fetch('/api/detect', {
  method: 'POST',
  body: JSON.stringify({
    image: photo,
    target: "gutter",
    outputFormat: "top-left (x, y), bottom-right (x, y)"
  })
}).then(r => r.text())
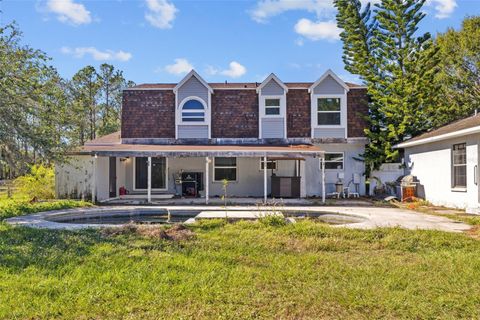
top-left (395, 125), bottom-right (480, 149)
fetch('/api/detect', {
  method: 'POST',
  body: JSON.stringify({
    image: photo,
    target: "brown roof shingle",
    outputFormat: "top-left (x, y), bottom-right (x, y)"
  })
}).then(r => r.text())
top-left (128, 81), bottom-right (365, 90)
top-left (398, 114), bottom-right (480, 146)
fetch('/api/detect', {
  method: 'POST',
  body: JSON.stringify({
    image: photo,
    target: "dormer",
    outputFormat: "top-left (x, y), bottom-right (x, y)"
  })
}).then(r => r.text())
top-left (174, 70), bottom-right (213, 139)
top-left (257, 73), bottom-right (288, 139)
top-left (309, 70), bottom-right (350, 139)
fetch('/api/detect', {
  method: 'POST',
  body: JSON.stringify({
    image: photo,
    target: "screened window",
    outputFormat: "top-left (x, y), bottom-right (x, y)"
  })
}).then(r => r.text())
top-left (325, 152), bottom-right (344, 170)
top-left (317, 98), bottom-right (341, 125)
top-left (260, 159), bottom-right (277, 170)
top-left (214, 157), bottom-right (237, 181)
top-left (452, 143), bottom-right (466, 188)
top-left (265, 98), bottom-right (281, 115)
top-left (134, 157), bottom-right (167, 189)
top-left (182, 99), bottom-right (205, 122)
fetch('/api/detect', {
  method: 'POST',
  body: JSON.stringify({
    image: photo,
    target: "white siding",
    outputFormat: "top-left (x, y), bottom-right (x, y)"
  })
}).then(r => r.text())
top-left (177, 125), bottom-right (209, 139)
top-left (313, 128), bottom-right (345, 139)
top-left (177, 76), bottom-right (209, 106)
top-left (313, 75), bottom-right (345, 94)
top-left (261, 118), bottom-right (285, 138)
top-left (261, 79), bottom-right (285, 95)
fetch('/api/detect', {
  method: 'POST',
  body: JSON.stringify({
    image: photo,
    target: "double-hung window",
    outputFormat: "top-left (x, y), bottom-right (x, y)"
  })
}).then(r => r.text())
top-left (317, 98), bottom-right (341, 125)
top-left (324, 152), bottom-right (344, 170)
top-left (214, 157), bottom-right (237, 181)
top-left (260, 159), bottom-right (277, 170)
top-left (265, 98), bottom-right (281, 115)
top-left (452, 143), bottom-right (467, 189)
top-left (182, 99), bottom-right (205, 122)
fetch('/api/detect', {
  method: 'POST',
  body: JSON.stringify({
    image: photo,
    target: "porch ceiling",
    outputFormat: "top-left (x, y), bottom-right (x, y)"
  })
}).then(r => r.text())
top-left (73, 143), bottom-right (324, 158)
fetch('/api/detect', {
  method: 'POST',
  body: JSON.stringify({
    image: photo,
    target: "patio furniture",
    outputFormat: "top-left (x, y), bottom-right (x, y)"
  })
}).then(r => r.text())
top-left (344, 181), bottom-right (360, 198)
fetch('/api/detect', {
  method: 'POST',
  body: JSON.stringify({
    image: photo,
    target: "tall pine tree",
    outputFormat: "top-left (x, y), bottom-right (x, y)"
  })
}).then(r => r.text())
top-left (334, 0), bottom-right (440, 171)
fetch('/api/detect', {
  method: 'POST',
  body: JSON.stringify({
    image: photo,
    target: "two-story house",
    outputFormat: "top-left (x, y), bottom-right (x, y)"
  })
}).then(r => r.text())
top-left (56, 69), bottom-right (368, 203)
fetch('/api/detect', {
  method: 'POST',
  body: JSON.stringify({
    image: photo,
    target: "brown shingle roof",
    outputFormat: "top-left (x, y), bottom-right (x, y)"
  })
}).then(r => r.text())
top-left (398, 114), bottom-right (480, 147)
top-left (128, 81), bottom-right (365, 90)
top-left (85, 131), bottom-right (121, 145)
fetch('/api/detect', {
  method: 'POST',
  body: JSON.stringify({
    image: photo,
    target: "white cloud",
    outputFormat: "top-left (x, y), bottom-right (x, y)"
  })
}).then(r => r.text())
top-left (46, 0), bottom-right (91, 25)
top-left (205, 61), bottom-right (247, 78)
top-left (164, 58), bottom-right (193, 75)
top-left (427, 0), bottom-right (457, 19)
top-left (220, 61), bottom-right (247, 78)
top-left (250, 0), bottom-right (333, 23)
top-left (294, 18), bottom-right (340, 41)
top-left (145, 0), bottom-right (178, 29)
top-left (61, 47), bottom-right (132, 61)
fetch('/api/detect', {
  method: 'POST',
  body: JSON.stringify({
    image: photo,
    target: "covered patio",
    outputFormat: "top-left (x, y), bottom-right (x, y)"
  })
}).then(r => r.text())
top-left (74, 143), bottom-right (326, 204)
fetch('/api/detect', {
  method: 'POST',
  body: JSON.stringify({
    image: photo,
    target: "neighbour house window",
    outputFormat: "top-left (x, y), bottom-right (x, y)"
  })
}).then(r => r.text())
top-left (182, 99), bottom-right (205, 122)
top-left (317, 98), bottom-right (341, 125)
top-left (325, 152), bottom-right (344, 170)
top-left (265, 98), bottom-right (281, 115)
top-left (452, 143), bottom-right (467, 188)
top-left (214, 157), bottom-right (237, 181)
top-left (260, 159), bottom-right (277, 170)
top-left (134, 157), bottom-right (167, 190)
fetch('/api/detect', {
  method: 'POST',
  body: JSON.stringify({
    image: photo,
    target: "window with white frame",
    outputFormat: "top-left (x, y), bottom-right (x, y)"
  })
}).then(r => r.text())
top-left (324, 152), bottom-right (344, 170)
top-left (182, 99), bottom-right (205, 122)
top-left (134, 157), bottom-right (167, 190)
top-left (260, 158), bottom-right (277, 170)
top-left (452, 143), bottom-right (466, 188)
top-left (265, 98), bottom-right (281, 115)
top-left (317, 98), bottom-right (341, 125)
top-left (214, 157), bottom-right (237, 181)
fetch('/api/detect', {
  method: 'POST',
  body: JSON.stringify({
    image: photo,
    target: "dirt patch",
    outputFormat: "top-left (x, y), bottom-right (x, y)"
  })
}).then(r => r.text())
top-left (102, 223), bottom-right (195, 241)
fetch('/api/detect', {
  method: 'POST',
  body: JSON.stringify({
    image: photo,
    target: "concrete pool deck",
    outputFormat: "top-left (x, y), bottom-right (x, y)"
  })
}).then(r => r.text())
top-left (5, 205), bottom-right (471, 233)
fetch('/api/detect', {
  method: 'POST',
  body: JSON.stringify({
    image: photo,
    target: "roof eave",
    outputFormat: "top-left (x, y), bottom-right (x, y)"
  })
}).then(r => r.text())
top-left (395, 125), bottom-right (480, 149)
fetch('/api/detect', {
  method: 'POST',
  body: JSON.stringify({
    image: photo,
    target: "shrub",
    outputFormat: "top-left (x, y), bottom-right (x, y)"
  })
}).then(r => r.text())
top-left (259, 214), bottom-right (286, 227)
top-left (13, 164), bottom-right (55, 200)
top-left (0, 199), bottom-right (91, 220)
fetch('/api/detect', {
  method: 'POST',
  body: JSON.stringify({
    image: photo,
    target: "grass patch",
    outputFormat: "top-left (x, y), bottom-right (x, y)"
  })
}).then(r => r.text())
top-left (1, 220), bottom-right (480, 319)
top-left (0, 199), bottom-right (92, 220)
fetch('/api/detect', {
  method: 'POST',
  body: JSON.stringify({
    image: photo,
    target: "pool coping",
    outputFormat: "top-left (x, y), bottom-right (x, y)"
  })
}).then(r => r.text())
top-left (4, 205), bottom-right (472, 233)
top-left (5, 205), bottom-right (367, 230)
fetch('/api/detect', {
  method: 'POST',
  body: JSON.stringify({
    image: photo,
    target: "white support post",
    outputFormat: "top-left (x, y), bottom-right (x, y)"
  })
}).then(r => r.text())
top-left (91, 154), bottom-right (97, 203)
top-left (147, 156), bottom-right (152, 204)
top-left (263, 156), bottom-right (268, 204)
top-left (205, 157), bottom-right (210, 204)
top-left (321, 157), bottom-right (326, 203)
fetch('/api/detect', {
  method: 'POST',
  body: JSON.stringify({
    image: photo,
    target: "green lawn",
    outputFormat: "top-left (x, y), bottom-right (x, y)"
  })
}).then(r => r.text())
top-left (0, 199), bottom-right (91, 220)
top-left (1, 218), bottom-right (480, 319)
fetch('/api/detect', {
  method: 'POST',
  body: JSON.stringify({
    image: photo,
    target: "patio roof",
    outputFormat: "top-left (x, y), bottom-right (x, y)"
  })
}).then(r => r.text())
top-left (75, 134), bottom-right (323, 158)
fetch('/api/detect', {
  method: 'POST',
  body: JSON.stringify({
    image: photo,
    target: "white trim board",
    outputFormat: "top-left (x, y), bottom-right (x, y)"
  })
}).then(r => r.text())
top-left (395, 126), bottom-right (480, 148)
top-left (132, 156), bottom-right (169, 191)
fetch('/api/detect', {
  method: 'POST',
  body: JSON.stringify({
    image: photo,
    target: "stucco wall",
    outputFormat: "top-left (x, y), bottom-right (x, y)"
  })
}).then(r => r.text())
top-left (121, 156), bottom-right (304, 197)
top-left (404, 133), bottom-right (479, 209)
top-left (305, 142), bottom-right (366, 196)
top-left (58, 142), bottom-right (367, 201)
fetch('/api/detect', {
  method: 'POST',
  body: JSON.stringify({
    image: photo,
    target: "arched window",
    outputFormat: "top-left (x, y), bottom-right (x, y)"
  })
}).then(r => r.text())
top-left (182, 99), bottom-right (205, 122)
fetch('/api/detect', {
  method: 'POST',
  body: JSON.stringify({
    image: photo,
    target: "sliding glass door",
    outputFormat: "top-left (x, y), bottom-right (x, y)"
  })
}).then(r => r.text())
top-left (134, 157), bottom-right (167, 190)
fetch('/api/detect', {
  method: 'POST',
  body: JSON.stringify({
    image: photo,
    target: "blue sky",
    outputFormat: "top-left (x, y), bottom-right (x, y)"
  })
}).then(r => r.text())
top-left (1, 0), bottom-right (478, 84)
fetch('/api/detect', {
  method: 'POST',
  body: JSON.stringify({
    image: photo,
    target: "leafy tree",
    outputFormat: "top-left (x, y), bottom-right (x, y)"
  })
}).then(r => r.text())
top-left (13, 164), bottom-right (55, 200)
top-left (334, 0), bottom-right (440, 171)
top-left (432, 16), bottom-right (480, 126)
top-left (0, 22), bottom-right (69, 174)
top-left (67, 64), bottom-right (134, 145)
top-left (97, 63), bottom-right (134, 136)
top-left (68, 66), bottom-right (100, 144)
